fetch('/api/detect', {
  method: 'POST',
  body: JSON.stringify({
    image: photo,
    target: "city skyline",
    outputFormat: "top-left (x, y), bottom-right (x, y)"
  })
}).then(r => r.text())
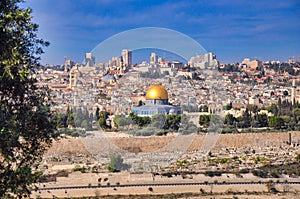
top-left (24, 0), bottom-right (300, 64)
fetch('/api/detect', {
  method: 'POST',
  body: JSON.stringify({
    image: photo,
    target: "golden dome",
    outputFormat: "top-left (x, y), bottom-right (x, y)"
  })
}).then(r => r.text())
top-left (146, 84), bottom-right (168, 100)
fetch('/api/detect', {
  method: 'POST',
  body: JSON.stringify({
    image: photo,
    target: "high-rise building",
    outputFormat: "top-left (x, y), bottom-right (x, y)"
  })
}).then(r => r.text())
top-left (85, 53), bottom-right (95, 67)
top-left (158, 57), bottom-right (163, 64)
top-left (150, 52), bottom-right (157, 65)
top-left (109, 57), bottom-right (121, 67)
top-left (250, 60), bottom-right (262, 69)
top-left (122, 49), bottom-right (132, 67)
top-left (188, 52), bottom-right (218, 69)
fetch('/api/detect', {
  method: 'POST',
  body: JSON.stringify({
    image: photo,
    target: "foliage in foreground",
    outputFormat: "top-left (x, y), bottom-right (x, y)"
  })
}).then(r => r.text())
top-left (0, 0), bottom-right (56, 197)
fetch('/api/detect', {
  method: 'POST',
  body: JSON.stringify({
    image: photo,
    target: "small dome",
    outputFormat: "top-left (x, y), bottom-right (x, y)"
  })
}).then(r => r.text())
top-left (146, 84), bottom-right (168, 100)
top-left (102, 74), bottom-right (115, 82)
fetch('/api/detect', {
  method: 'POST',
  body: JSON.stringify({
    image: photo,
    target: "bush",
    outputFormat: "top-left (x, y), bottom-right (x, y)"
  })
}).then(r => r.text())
top-left (73, 165), bottom-right (87, 173)
top-left (200, 188), bottom-right (205, 193)
top-left (221, 126), bottom-right (238, 134)
top-left (162, 172), bottom-right (173, 178)
top-left (108, 154), bottom-right (130, 172)
top-left (270, 187), bottom-right (279, 193)
top-left (205, 170), bottom-right (222, 177)
top-left (252, 169), bottom-right (268, 178)
top-left (239, 168), bottom-right (250, 174)
top-left (271, 171), bottom-right (279, 178)
top-left (56, 128), bottom-right (87, 137)
top-left (51, 157), bottom-right (60, 162)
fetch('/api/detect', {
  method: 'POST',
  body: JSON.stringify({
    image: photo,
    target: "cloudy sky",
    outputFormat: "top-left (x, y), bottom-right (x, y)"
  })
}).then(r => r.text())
top-left (23, 0), bottom-right (300, 64)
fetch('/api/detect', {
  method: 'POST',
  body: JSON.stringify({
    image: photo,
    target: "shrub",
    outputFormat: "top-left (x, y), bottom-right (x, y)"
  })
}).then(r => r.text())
top-left (73, 165), bottom-right (87, 173)
top-left (252, 169), bottom-right (268, 178)
top-left (239, 168), bottom-right (249, 174)
top-left (205, 170), bottom-right (222, 177)
top-left (200, 188), bottom-right (205, 193)
top-left (271, 171), bottom-right (279, 178)
top-left (108, 154), bottom-right (130, 172)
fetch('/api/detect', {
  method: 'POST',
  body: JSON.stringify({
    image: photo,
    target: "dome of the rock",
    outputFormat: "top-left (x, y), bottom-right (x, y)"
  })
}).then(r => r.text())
top-left (146, 84), bottom-right (168, 100)
top-left (131, 84), bottom-right (182, 117)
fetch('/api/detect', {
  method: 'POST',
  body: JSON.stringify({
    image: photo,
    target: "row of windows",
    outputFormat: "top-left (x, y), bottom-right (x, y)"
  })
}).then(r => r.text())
top-left (140, 110), bottom-right (166, 115)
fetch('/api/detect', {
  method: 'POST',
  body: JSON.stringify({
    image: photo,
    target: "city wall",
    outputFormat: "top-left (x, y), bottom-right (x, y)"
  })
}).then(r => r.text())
top-left (46, 131), bottom-right (300, 157)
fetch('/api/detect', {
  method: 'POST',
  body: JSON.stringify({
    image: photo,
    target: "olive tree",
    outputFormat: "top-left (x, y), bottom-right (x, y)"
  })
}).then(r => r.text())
top-left (0, 0), bottom-right (55, 197)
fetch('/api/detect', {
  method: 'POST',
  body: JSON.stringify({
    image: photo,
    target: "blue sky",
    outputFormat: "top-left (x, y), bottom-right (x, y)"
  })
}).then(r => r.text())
top-left (23, 0), bottom-right (300, 64)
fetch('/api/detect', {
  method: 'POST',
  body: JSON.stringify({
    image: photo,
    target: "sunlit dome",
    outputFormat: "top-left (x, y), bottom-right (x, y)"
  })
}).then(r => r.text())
top-left (146, 84), bottom-right (168, 100)
top-left (132, 84), bottom-right (181, 116)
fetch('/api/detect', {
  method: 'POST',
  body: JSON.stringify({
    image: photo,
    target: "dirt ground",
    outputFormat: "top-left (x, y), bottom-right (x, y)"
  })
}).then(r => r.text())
top-left (35, 131), bottom-right (300, 198)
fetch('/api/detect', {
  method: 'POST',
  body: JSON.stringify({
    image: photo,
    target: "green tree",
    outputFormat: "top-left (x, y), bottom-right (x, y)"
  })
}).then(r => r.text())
top-left (81, 120), bottom-right (89, 130)
top-left (98, 111), bottom-right (110, 129)
top-left (243, 108), bottom-right (251, 126)
top-left (238, 108), bottom-right (251, 128)
top-left (268, 104), bottom-right (279, 116)
top-left (0, 0), bottom-right (55, 197)
top-left (255, 114), bottom-right (269, 127)
top-left (114, 115), bottom-right (134, 130)
top-left (66, 112), bottom-right (75, 127)
top-left (108, 154), bottom-right (129, 172)
top-left (269, 116), bottom-right (284, 129)
top-left (129, 112), bottom-right (151, 127)
top-left (165, 114), bottom-right (181, 131)
top-left (74, 108), bottom-right (83, 127)
top-left (199, 114), bottom-right (211, 127)
top-left (95, 107), bottom-right (100, 120)
top-left (224, 114), bottom-right (236, 125)
top-left (52, 112), bottom-right (67, 128)
top-left (150, 114), bottom-right (166, 129)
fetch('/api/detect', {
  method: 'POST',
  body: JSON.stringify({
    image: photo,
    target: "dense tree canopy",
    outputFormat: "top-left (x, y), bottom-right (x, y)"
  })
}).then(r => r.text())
top-left (0, 0), bottom-right (55, 197)
top-left (199, 114), bottom-right (211, 127)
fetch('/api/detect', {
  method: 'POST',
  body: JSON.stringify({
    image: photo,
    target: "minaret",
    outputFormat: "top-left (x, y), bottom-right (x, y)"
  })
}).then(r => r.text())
top-left (291, 79), bottom-right (296, 105)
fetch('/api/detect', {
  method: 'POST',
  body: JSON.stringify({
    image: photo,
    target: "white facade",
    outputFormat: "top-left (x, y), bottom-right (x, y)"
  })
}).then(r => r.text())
top-left (189, 52), bottom-right (218, 68)
top-left (122, 49), bottom-right (132, 66)
top-left (150, 52), bottom-right (157, 65)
